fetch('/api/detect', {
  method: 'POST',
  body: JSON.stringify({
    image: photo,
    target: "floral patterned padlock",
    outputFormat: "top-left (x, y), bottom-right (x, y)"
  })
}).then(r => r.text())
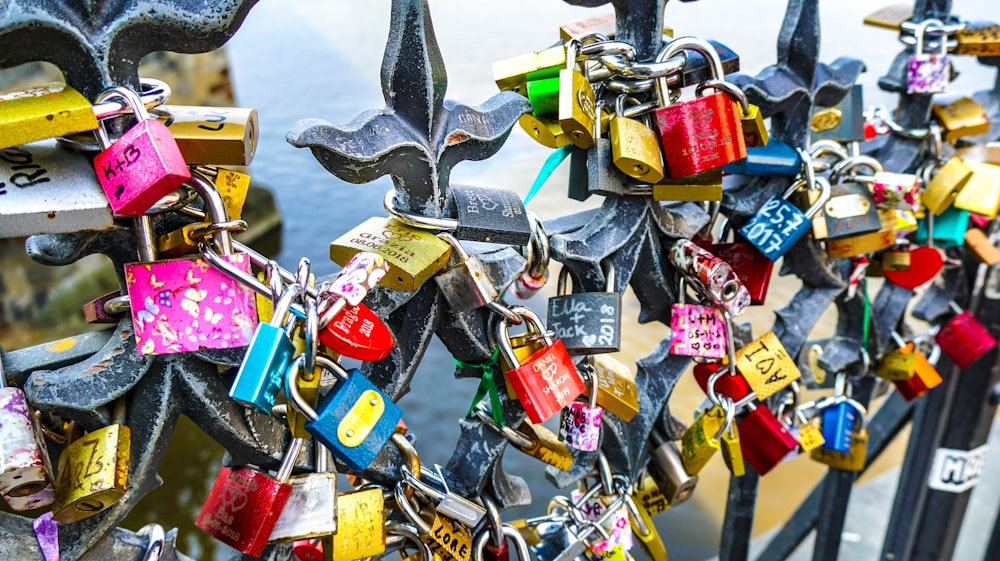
top-left (559, 370), bottom-right (603, 451)
top-left (871, 171), bottom-right (921, 211)
top-left (125, 172), bottom-right (257, 355)
top-left (669, 279), bottom-right (727, 359)
top-left (92, 86), bottom-right (191, 216)
top-left (907, 19), bottom-right (950, 94)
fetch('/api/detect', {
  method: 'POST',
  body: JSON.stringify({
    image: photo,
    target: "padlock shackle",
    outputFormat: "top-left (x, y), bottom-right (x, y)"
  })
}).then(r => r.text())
top-left (270, 282), bottom-right (304, 329)
top-left (473, 524), bottom-right (532, 561)
top-left (284, 354), bottom-right (350, 421)
top-left (187, 170), bottom-right (234, 256)
top-left (808, 139), bottom-right (850, 172)
top-left (829, 155), bottom-right (885, 185)
top-left (393, 480), bottom-right (433, 535)
top-left (472, 403), bottom-right (536, 450)
top-left (92, 86), bottom-right (151, 151)
top-left (135, 523), bottom-right (166, 561)
top-left (494, 305), bottom-right (551, 370)
top-left (384, 190), bottom-right (458, 232)
top-left (654, 36), bottom-right (726, 107)
top-left (695, 79), bottom-right (749, 113)
top-left (913, 18), bottom-right (948, 56)
top-left (386, 520), bottom-right (434, 561)
top-left (275, 437), bottom-right (306, 484)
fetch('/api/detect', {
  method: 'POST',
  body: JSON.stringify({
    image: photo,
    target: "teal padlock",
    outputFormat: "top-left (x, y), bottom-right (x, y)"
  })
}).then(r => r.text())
top-left (915, 206), bottom-right (970, 248)
top-left (229, 282), bottom-right (302, 413)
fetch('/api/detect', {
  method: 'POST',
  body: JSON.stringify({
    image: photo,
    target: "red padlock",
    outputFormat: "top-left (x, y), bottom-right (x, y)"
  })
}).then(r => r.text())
top-left (705, 240), bottom-right (773, 306)
top-left (693, 362), bottom-right (753, 403)
top-left (737, 403), bottom-right (798, 475)
top-left (293, 539), bottom-right (325, 561)
top-left (892, 343), bottom-right (943, 402)
top-left (495, 306), bottom-right (586, 424)
top-left (652, 37), bottom-right (747, 178)
top-left (935, 307), bottom-right (997, 369)
top-left (318, 301), bottom-right (395, 361)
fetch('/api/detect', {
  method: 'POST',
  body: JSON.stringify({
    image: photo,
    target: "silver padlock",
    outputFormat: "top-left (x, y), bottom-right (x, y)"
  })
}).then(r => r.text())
top-left (646, 430), bottom-right (698, 507)
top-left (434, 232), bottom-right (499, 312)
top-left (268, 443), bottom-right (338, 542)
top-left (402, 464), bottom-right (486, 528)
top-left (0, 351), bottom-right (55, 511)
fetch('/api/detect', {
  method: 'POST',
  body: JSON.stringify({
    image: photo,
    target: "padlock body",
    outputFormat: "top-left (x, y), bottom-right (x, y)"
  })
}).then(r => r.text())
top-left (452, 185), bottom-right (532, 245)
top-left (824, 183), bottom-right (882, 240)
top-left (157, 105), bottom-right (258, 166)
top-left (125, 252), bottom-right (258, 355)
top-left (319, 302), bottom-right (394, 362)
top-left (305, 369), bottom-right (402, 471)
top-left (721, 139), bottom-right (800, 177)
top-left (93, 119), bottom-right (191, 216)
top-left (52, 424), bottom-right (130, 523)
top-left (738, 196), bottom-right (811, 261)
top-left (567, 145), bottom-right (590, 201)
top-left (915, 206), bottom-right (970, 248)
top-left (871, 172), bottom-right (920, 211)
top-left (195, 466), bottom-right (292, 556)
top-left (570, 488), bottom-right (633, 555)
top-left (504, 340), bottom-right (586, 424)
top-left (876, 343), bottom-right (919, 381)
top-left (435, 255), bottom-right (499, 312)
top-left (966, 228), bottom-right (1000, 266)
top-left (737, 406), bottom-right (797, 475)
top-left (706, 242), bottom-right (773, 305)
top-left (428, 511), bottom-right (474, 561)
top-left (518, 113), bottom-right (571, 149)
top-left (680, 409), bottom-right (722, 475)
top-left (527, 76), bottom-right (560, 116)
top-left (648, 440), bottom-right (698, 505)
top-left (932, 97), bottom-right (991, 142)
top-left (953, 161), bottom-right (1000, 218)
top-left (936, 311), bottom-right (997, 369)
top-left (631, 473), bottom-right (669, 517)
top-left (907, 54), bottom-right (950, 94)
top-left (811, 429), bottom-right (868, 471)
top-left (330, 217), bottom-right (452, 292)
top-left (270, 472), bottom-right (338, 542)
top-left (820, 402), bottom-right (857, 454)
top-left (588, 138), bottom-right (626, 197)
top-left (0, 387), bottom-right (55, 511)
top-left (585, 354), bottom-right (639, 421)
top-left (558, 402), bottom-right (602, 451)
top-left (559, 68), bottom-right (597, 149)
top-left (693, 361), bottom-right (753, 403)
top-left (652, 169), bottom-right (724, 201)
top-left (892, 351), bottom-right (943, 402)
top-left (826, 210), bottom-right (896, 258)
top-left (229, 324), bottom-right (294, 414)
top-left (0, 84), bottom-right (98, 149)
top-left (735, 332), bottom-right (800, 400)
top-left (740, 103), bottom-right (769, 148)
top-left (669, 303), bottom-right (726, 358)
top-left (924, 158), bottom-right (973, 215)
top-left (547, 292), bottom-right (621, 355)
top-left (654, 91), bottom-right (746, 178)
top-left (332, 488), bottom-right (387, 561)
top-left (610, 116), bottom-right (665, 183)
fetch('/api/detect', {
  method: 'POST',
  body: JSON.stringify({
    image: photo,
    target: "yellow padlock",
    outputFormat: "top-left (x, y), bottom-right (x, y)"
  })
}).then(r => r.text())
top-left (156, 105), bottom-right (258, 165)
top-left (332, 488), bottom-right (387, 561)
top-left (0, 83), bottom-right (98, 149)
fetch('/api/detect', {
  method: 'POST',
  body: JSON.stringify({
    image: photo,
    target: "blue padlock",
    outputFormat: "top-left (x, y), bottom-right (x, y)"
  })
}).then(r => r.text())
top-left (286, 354), bottom-right (402, 471)
top-left (229, 282), bottom-right (303, 414)
top-left (915, 205), bottom-right (970, 248)
top-left (820, 399), bottom-right (866, 454)
top-left (722, 139), bottom-right (801, 177)
top-left (738, 175), bottom-right (831, 261)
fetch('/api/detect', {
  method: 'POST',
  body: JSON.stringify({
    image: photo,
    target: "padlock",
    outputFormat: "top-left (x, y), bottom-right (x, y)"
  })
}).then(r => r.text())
top-left (809, 84), bottom-right (865, 142)
top-left (680, 404), bottom-right (729, 475)
top-left (495, 306), bottom-right (586, 424)
top-left (0, 354), bottom-right (55, 511)
top-left (581, 355), bottom-right (639, 422)
top-left (628, 491), bottom-right (669, 561)
top-left (955, 23), bottom-right (1000, 56)
top-left (647, 432), bottom-right (698, 506)
top-left (518, 113), bottom-right (572, 149)
top-left (825, 158), bottom-right (884, 240)
top-left (155, 105), bottom-right (258, 165)
top-left (871, 171), bottom-right (921, 211)
top-left (395, 480), bottom-right (474, 561)
top-left (402, 464), bottom-right (486, 528)
top-left (739, 103), bottom-right (768, 148)
top-left (0, 83), bottom-right (98, 149)
top-left (935, 307), bottom-right (997, 369)
top-left (287, 357), bottom-right (322, 440)
top-left (651, 168), bottom-right (723, 202)
top-left (892, 343), bottom-right (943, 402)
top-left (196, 438), bottom-right (304, 557)
top-left (876, 333), bottom-right (921, 381)
top-left (559, 372), bottom-right (602, 452)
top-left (915, 206), bottom-right (969, 248)
top-left (570, 487), bottom-right (632, 557)
top-left (125, 173), bottom-right (258, 355)
top-left (489, 413), bottom-right (574, 471)
top-left (653, 37), bottom-right (747, 177)
top-left (965, 227), bottom-right (1000, 266)
top-left (796, 421), bottom-right (826, 453)
top-left (922, 157), bottom-right (973, 215)
top-left (705, 227), bottom-right (774, 306)
top-left (734, 331), bottom-right (801, 400)
top-left (720, 421), bottom-right (746, 477)
top-left (91, 86), bottom-right (191, 216)
top-left (811, 427), bottom-right (868, 471)
top-left (693, 361), bottom-right (754, 404)
top-left (669, 280), bottom-right (727, 359)
top-left (721, 138), bottom-right (801, 177)
top-left (609, 96), bottom-right (664, 183)
top-left (820, 398), bottom-right (866, 455)
top-left (669, 239), bottom-right (751, 317)
top-left (269, 445), bottom-right (338, 542)
top-left (332, 487), bottom-right (387, 561)
top-left (863, 4), bottom-right (913, 29)
top-left (559, 41), bottom-right (597, 149)
top-left (318, 301), bottom-right (394, 362)
top-left (587, 105), bottom-right (628, 198)
top-left (826, 209), bottom-right (896, 258)
top-left (493, 45), bottom-right (566, 96)
top-left (434, 233), bottom-right (500, 313)
top-left (83, 291), bottom-right (128, 324)
top-left (198, 165), bottom-right (251, 220)
top-left (52, 398), bottom-right (130, 523)
top-left (932, 97), bottom-right (991, 143)
top-left (286, 354), bottom-right (402, 471)
top-left (449, 185), bottom-right (533, 246)
top-left (329, 216), bottom-right (452, 292)
top-left (229, 282), bottom-right (303, 414)
top-left (738, 175), bottom-right (831, 261)
top-left (907, 19), bottom-right (950, 94)
top-left (156, 221), bottom-right (208, 258)
top-left (737, 403), bottom-right (798, 476)
top-left (953, 161), bottom-right (1000, 218)
top-left (881, 247), bottom-right (912, 271)
top-left (546, 265), bottom-right (621, 355)
top-left (631, 472), bottom-right (669, 517)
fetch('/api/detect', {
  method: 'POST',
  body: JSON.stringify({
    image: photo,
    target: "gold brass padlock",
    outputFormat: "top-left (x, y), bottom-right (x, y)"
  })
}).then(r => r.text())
top-left (652, 168), bottom-right (723, 202)
top-left (734, 331), bottom-right (801, 400)
top-left (720, 423), bottom-right (745, 477)
top-left (332, 487), bottom-right (387, 561)
top-left (810, 428), bottom-right (868, 471)
top-left (932, 97), bottom-right (991, 143)
top-left (493, 46), bottom-right (566, 95)
top-left (923, 158), bottom-right (974, 215)
top-left (955, 23), bottom-right (1000, 57)
top-left (631, 472), bottom-right (670, 517)
top-left (198, 166), bottom-right (251, 220)
top-left (609, 96), bottom-right (664, 183)
top-left (966, 228), bottom-right (1000, 266)
top-left (156, 222), bottom-right (205, 258)
top-left (797, 422), bottom-right (826, 452)
top-left (680, 406), bottom-right (725, 476)
top-left (329, 216), bottom-right (452, 292)
top-left (52, 399), bottom-right (130, 523)
top-left (156, 105), bottom-right (259, 165)
top-left (880, 248), bottom-right (911, 271)
top-left (584, 354), bottom-right (640, 422)
top-left (518, 113), bottom-right (572, 149)
top-left (826, 210), bottom-right (896, 258)
top-left (862, 4), bottom-right (912, 30)
top-left (953, 161), bottom-right (1000, 218)
top-left (0, 83), bottom-right (99, 150)
top-left (740, 103), bottom-right (769, 148)
top-left (559, 42), bottom-right (597, 149)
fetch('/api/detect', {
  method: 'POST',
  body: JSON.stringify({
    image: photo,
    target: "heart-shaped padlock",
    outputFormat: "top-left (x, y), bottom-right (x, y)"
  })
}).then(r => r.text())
top-left (884, 246), bottom-right (943, 289)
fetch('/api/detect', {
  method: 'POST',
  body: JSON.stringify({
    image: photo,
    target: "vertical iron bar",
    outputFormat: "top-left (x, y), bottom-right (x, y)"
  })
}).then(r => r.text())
top-left (983, 505), bottom-right (1000, 561)
top-left (720, 465), bottom-right (760, 561)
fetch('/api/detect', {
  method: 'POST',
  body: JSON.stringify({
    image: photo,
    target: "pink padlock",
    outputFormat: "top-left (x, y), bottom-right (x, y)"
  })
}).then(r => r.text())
top-left (92, 86), bottom-right (190, 216)
top-left (907, 19), bottom-right (950, 94)
top-left (669, 280), bottom-right (727, 358)
top-left (125, 172), bottom-right (257, 355)
top-left (559, 374), bottom-right (603, 451)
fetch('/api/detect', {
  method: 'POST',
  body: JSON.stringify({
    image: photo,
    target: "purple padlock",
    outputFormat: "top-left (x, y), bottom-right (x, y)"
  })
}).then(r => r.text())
top-left (92, 86), bottom-right (191, 216)
top-left (0, 359), bottom-right (55, 511)
top-left (907, 19), bottom-right (950, 94)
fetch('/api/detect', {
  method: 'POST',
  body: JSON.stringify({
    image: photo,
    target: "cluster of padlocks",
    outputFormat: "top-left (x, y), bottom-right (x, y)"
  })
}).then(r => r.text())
top-left (1, 2), bottom-right (1000, 561)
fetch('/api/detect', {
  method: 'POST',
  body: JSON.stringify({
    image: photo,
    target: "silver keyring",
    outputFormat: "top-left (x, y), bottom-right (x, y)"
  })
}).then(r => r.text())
top-left (383, 191), bottom-right (458, 231)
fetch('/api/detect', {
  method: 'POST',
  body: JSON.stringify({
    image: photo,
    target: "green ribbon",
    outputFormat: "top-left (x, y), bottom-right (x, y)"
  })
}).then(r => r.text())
top-left (456, 347), bottom-right (504, 427)
top-left (523, 145), bottom-right (573, 206)
top-left (861, 278), bottom-right (871, 350)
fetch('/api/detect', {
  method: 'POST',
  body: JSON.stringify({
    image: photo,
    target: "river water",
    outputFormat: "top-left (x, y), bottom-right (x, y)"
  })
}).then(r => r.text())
top-left (25, 0), bottom-right (1000, 559)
